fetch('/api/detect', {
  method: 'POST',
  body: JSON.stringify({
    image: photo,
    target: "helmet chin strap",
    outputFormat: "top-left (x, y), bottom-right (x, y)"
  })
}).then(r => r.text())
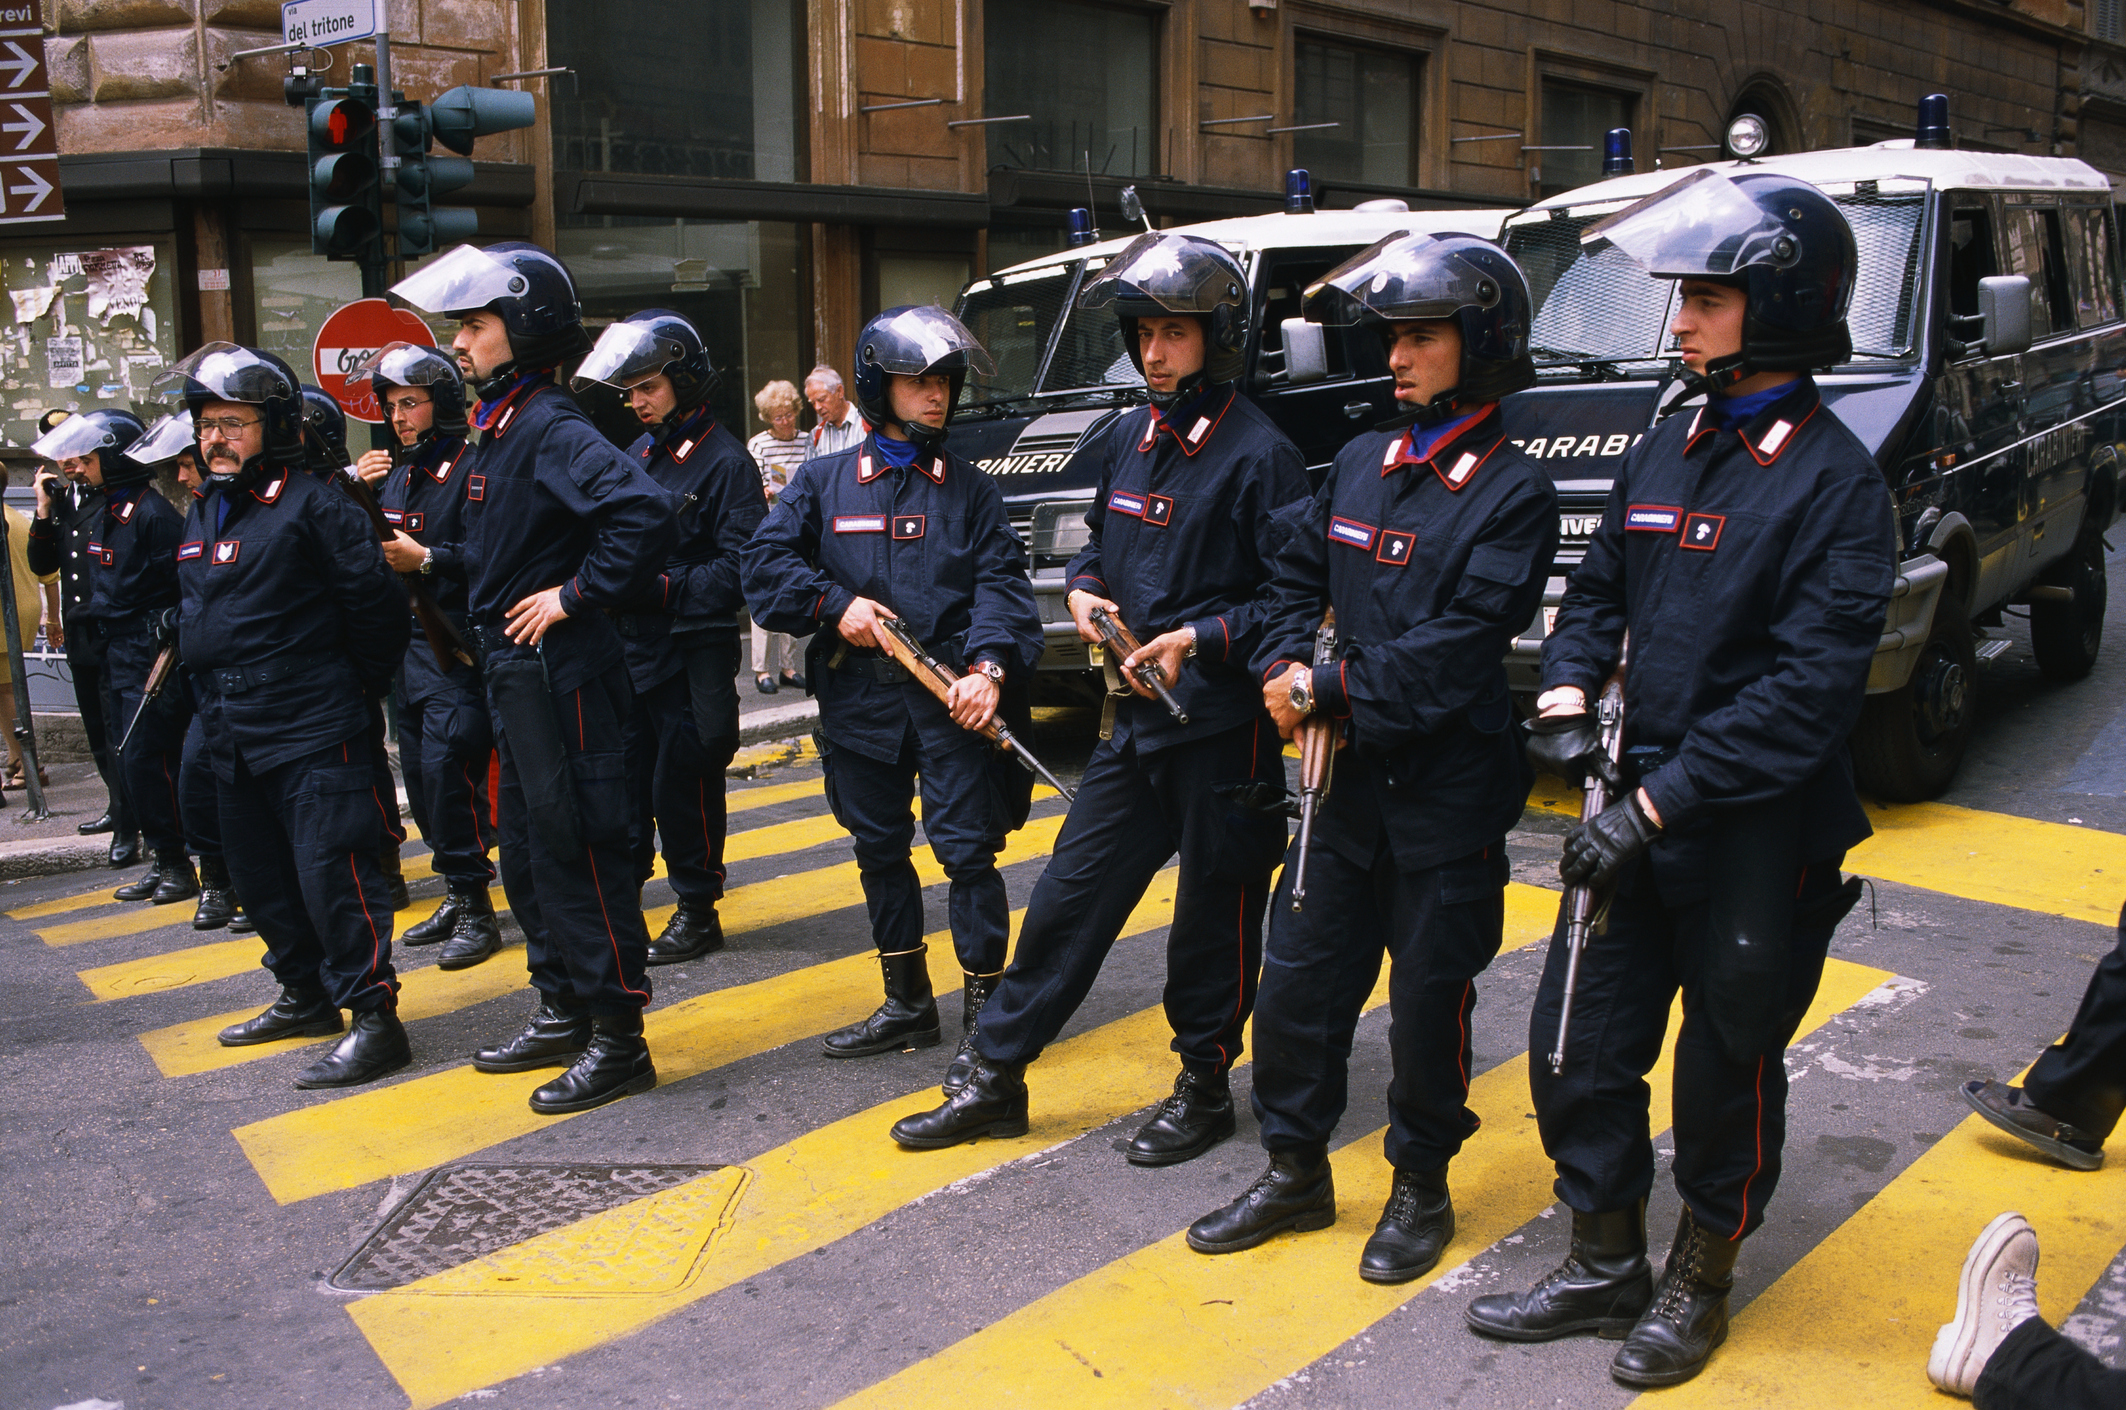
top-left (1148, 368), bottom-right (1207, 411)
top-left (899, 418), bottom-right (948, 451)
top-left (1669, 349), bottom-right (1754, 407)
top-left (1375, 387), bottom-right (1464, 434)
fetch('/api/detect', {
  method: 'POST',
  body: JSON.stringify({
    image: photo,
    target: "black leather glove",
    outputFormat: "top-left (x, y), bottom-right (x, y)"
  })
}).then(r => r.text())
top-left (1212, 780), bottom-right (1301, 819)
top-left (150, 606), bottom-right (179, 647)
top-left (1523, 711), bottom-right (1622, 789)
top-left (1561, 792), bottom-right (1661, 888)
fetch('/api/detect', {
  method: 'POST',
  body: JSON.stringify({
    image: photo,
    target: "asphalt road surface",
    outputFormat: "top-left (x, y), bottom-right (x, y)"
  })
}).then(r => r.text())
top-left (4, 540), bottom-right (2125, 1409)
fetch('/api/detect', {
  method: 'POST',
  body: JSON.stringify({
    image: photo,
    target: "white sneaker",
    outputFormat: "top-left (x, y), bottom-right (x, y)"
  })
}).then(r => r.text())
top-left (1927, 1211), bottom-right (2043, 1396)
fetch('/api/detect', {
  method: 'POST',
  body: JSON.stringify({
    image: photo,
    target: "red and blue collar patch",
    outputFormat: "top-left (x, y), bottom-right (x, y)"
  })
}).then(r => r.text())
top-left (856, 450), bottom-right (947, 485)
top-left (1137, 389), bottom-right (1235, 457)
top-left (251, 474), bottom-right (287, 506)
top-left (1383, 408), bottom-right (1499, 491)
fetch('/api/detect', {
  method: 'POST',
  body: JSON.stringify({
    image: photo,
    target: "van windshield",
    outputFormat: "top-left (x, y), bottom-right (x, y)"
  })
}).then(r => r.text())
top-left (956, 258), bottom-right (1143, 415)
top-left (1504, 179), bottom-right (1928, 375)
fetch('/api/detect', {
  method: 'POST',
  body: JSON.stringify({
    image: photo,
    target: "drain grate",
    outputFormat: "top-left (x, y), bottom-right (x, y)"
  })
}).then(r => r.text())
top-left (331, 1163), bottom-right (727, 1291)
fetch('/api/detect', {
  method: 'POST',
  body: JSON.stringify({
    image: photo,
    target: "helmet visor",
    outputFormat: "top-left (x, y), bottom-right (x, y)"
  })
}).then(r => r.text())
top-left (1581, 168), bottom-right (1802, 277)
top-left (861, 306), bottom-right (996, 377)
top-left (1078, 232), bottom-right (1244, 316)
top-left (1305, 232), bottom-right (1504, 325)
top-left (347, 341), bottom-right (459, 396)
top-left (570, 322), bottom-right (687, 392)
top-left (31, 414), bottom-right (125, 463)
top-left (388, 244), bottom-right (527, 317)
top-left (151, 342), bottom-right (294, 405)
top-left (131, 411), bottom-right (197, 465)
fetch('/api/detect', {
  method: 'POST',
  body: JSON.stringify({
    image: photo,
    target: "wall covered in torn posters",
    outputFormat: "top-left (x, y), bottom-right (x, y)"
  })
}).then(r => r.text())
top-left (0, 238), bottom-right (175, 448)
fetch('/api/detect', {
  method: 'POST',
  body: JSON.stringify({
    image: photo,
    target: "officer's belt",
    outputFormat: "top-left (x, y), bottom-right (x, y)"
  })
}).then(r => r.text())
top-left (832, 651), bottom-right (908, 684)
top-left (610, 611), bottom-right (666, 640)
top-left (202, 650), bottom-right (338, 696)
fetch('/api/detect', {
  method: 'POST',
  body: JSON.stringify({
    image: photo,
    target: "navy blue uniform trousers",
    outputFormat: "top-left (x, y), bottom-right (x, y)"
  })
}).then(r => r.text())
top-left (492, 662), bottom-right (651, 1016)
top-left (1528, 853), bottom-right (1847, 1239)
top-left (397, 649), bottom-right (494, 889)
top-left (2021, 897), bottom-right (2126, 1141)
top-left (221, 729), bottom-right (399, 1012)
top-left (626, 639), bottom-right (741, 907)
top-left (180, 711), bottom-right (218, 860)
top-left (820, 723), bottom-right (1009, 974)
top-left (1976, 1317), bottom-right (2126, 1410)
top-left (105, 623), bottom-right (188, 856)
top-left (69, 627), bottom-right (133, 836)
top-left (977, 718), bottom-right (1285, 1073)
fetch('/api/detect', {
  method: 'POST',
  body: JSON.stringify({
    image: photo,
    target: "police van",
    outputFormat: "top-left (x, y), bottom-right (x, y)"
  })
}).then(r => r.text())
top-left (946, 180), bottom-right (1511, 694)
top-left (1472, 104), bottom-right (2122, 801)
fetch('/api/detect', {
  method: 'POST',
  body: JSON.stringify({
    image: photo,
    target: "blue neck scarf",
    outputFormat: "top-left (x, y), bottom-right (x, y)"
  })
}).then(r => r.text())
top-left (872, 432), bottom-right (922, 468)
top-left (1706, 380), bottom-right (1798, 432)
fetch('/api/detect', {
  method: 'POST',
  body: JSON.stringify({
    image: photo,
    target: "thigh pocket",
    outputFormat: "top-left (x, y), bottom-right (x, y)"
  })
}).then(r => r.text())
top-left (1438, 846), bottom-right (1510, 907)
top-left (436, 694), bottom-right (494, 762)
top-left (569, 748), bottom-right (632, 845)
top-left (300, 761), bottom-right (387, 856)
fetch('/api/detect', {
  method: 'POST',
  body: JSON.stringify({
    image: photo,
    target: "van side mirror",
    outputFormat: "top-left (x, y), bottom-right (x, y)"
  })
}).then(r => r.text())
top-left (1978, 275), bottom-right (2033, 356)
top-left (1281, 318), bottom-right (1329, 385)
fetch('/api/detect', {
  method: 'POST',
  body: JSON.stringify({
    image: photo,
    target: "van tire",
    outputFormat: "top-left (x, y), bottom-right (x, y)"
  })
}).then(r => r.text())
top-left (1852, 598), bottom-right (1977, 802)
top-left (2029, 525), bottom-right (2106, 681)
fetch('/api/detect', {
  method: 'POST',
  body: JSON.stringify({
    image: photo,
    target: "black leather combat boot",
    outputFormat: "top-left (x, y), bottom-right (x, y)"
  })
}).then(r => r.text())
top-left (822, 944), bottom-right (941, 1057)
top-left (78, 809), bottom-right (115, 835)
top-left (645, 901), bottom-right (725, 965)
top-left (113, 850), bottom-right (167, 900)
top-left (228, 900), bottom-right (255, 934)
top-left (436, 885), bottom-right (502, 970)
top-left (1360, 1164), bottom-right (1455, 1283)
top-left (941, 969), bottom-right (1002, 1093)
top-left (1127, 1066), bottom-right (1237, 1167)
top-left (108, 831), bottom-right (141, 868)
top-left (217, 984), bottom-right (343, 1047)
top-left (150, 850), bottom-right (198, 905)
top-left (191, 855), bottom-right (237, 930)
top-left (1609, 1207), bottom-right (1741, 1387)
top-left (528, 1011), bottom-right (656, 1114)
top-left (1466, 1201), bottom-right (1653, 1341)
top-left (473, 1000), bottom-right (593, 1073)
top-left (293, 1005), bottom-right (411, 1088)
top-left (398, 891), bottom-right (463, 947)
top-left (889, 1057), bottom-right (1030, 1148)
top-left (1186, 1145), bottom-right (1336, 1255)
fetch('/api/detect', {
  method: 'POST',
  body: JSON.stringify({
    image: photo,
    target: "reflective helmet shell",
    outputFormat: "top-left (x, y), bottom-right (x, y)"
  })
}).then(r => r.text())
top-left (300, 385), bottom-right (352, 475)
top-left (346, 341), bottom-right (468, 438)
top-left (571, 309), bottom-right (720, 411)
top-left (1306, 231), bottom-right (1537, 410)
top-left (1077, 232), bottom-right (1250, 385)
top-left (153, 343), bottom-right (306, 469)
top-left (850, 305), bottom-right (996, 450)
top-left (30, 408), bottom-right (151, 486)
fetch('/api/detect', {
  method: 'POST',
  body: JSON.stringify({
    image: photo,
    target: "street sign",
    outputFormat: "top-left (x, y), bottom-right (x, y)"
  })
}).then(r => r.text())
top-left (0, 1), bottom-right (62, 227)
top-left (312, 298), bottom-right (436, 423)
top-left (282, 0), bottom-right (380, 48)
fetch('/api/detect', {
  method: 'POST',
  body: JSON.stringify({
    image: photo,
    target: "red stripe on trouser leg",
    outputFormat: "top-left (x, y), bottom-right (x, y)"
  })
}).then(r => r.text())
top-left (1732, 1054), bottom-right (1766, 1240)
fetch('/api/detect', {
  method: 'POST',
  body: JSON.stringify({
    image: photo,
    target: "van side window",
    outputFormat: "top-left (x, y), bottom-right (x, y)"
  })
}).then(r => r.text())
top-left (1947, 207), bottom-right (1996, 319)
top-left (1256, 251), bottom-right (1354, 385)
top-left (2004, 206), bottom-right (2076, 336)
top-left (2062, 205), bottom-right (2121, 327)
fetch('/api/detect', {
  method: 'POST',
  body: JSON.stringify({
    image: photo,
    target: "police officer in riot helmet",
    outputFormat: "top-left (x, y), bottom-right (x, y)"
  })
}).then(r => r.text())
top-left (347, 341), bottom-right (501, 970)
top-left (1467, 171), bottom-right (1895, 1387)
top-left (743, 306), bottom-right (1042, 1066)
top-left (890, 233), bottom-right (1306, 1159)
top-left (392, 242), bottom-right (678, 1115)
top-left (1181, 233), bottom-right (1557, 1280)
top-left (156, 343), bottom-right (415, 1088)
top-left (300, 385), bottom-right (353, 475)
top-left (30, 408), bottom-right (199, 906)
top-left (574, 310), bottom-right (766, 965)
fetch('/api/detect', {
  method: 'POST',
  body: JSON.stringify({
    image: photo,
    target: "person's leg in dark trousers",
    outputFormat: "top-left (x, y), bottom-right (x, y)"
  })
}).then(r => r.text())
top-left (2020, 898), bottom-right (2126, 1142)
top-left (70, 629), bottom-right (135, 852)
top-left (180, 712), bottom-right (237, 930)
top-left (912, 728), bottom-right (1011, 976)
top-left (818, 729), bottom-right (939, 1056)
top-left (368, 699), bottom-right (407, 907)
top-left (401, 679), bottom-right (500, 965)
top-left (397, 672), bottom-right (435, 860)
top-left (640, 645), bottom-right (741, 963)
top-left (625, 681), bottom-right (657, 891)
top-left (1975, 1317), bottom-right (2126, 1410)
top-left (106, 628), bottom-right (194, 901)
top-left (220, 748), bottom-right (329, 994)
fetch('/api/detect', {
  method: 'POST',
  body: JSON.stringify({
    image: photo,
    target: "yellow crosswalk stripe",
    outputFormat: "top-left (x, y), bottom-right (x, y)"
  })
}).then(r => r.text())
top-left (1648, 1060), bottom-right (2126, 1408)
top-left (232, 811), bottom-right (1075, 1204)
top-left (829, 958), bottom-right (1890, 1410)
top-left (9, 878), bottom-right (147, 921)
top-left (727, 775), bottom-right (825, 814)
top-left (341, 883), bottom-right (1564, 1409)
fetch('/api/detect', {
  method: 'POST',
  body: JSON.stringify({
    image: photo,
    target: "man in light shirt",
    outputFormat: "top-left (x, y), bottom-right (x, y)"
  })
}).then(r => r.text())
top-left (801, 365), bottom-right (865, 463)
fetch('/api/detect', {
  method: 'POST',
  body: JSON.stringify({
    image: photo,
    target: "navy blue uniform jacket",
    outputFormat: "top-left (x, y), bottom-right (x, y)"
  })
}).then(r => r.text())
top-left (459, 379), bottom-right (678, 695)
top-left (1064, 387), bottom-right (1309, 752)
top-left (1258, 406), bottom-right (1559, 872)
top-left (380, 434), bottom-right (473, 619)
top-left (85, 482), bottom-right (184, 622)
top-left (1541, 378), bottom-right (1897, 888)
top-left (615, 406), bottom-right (769, 693)
top-left (177, 466), bottom-right (412, 776)
top-left (741, 437), bottom-right (1042, 764)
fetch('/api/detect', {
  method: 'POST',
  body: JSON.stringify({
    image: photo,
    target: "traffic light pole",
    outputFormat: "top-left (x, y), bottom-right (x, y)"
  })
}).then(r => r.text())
top-left (364, 31), bottom-right (393, 452)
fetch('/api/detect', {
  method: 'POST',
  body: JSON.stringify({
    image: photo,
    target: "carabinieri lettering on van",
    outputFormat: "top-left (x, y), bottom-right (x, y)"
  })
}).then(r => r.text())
top-left (1510, 433), bottom-right (1644, 459)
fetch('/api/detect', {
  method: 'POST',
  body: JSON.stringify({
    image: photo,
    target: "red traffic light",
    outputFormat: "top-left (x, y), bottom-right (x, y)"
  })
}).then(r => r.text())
top-left (310, 97), bottom-right (376, 152)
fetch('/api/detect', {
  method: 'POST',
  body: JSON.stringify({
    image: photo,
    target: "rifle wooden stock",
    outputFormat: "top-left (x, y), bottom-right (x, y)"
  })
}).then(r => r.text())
top-left (872, 615), bottom-right (1076, 802)
top-left (336, 469), bottom-right (474, 670)
top-left (1288, 609), bottom-right (1338, 912)
top-left (1087, 605), bottom-right (1188, 724)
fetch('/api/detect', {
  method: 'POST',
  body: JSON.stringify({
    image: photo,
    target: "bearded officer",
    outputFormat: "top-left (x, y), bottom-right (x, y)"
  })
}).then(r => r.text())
top-left (1182, 234), bottom-right (1557, 1281)
top-left (742, 306), bottom-right (1041, 1062)
top-left (392, 243), bottom-right (677, 1115)
top-left (161, 345), bottom-right (414, 1087)
top-left (890, 234), bottom-right (1303, 1160)
top-left (572, 311), bottom-right (766, 963)
top-left (1463, 171), bottom-right (1894, 1387)
top-left (348, 343), bottom-right (501, 970)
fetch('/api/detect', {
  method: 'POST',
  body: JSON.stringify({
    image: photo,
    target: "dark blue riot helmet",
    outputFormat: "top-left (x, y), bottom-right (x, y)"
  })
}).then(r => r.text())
top-left (31, 408), bottom-right (151, 487)
top-left (347, 341), bottom-right (469, 439)
top-left (1583, 167), bottom-right (1856, 392)
top-left (572, 309), bottom-right (721, 415)
top-left (850, 306), bottom-right (996, 451)
top-left (1306, 231), bottom-right (1537, 428)
top-left (1077, 232), bottom-right (1249, 407)
top-left (389, 240), bottom-right (592, 400)
top-left (300, 385), bottom-right (352, 477)
top-left (152, 343), bottom-right (307, 485)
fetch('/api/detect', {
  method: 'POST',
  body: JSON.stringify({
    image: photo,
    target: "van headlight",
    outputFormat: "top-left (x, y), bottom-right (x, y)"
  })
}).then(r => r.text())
top-left (1030, 500), bottom-right (1094, 558)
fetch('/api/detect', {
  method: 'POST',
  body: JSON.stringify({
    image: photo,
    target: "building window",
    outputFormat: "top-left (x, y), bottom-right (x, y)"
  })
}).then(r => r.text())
top-left (1291, 39), bottom-right (1416, 187)
top-left (2096, 0), bottom-right (2122, 41)
top-left (547, 0), bottom-right (800, 181)
top-left (1538, 83), bottom-right (1632, 198)
top-left (984, 0), bottom-right (1158, 177)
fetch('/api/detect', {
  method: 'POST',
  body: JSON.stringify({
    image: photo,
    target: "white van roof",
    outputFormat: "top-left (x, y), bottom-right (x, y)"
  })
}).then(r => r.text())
top-left (981, 206), bottom-right (1514, 281)
top-left (1520, 145), bottom-right (2111, 213)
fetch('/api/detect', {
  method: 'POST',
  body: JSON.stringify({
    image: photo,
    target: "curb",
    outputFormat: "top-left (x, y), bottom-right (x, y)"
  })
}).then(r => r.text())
top-left (736, 697), bottom-right (817, 747)
top-left (0, 832), bottom-right (115, 881)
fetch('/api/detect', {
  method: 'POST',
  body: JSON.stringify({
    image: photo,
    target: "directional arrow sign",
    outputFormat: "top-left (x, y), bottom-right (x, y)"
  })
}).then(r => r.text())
top-left (2, 98), bottom-right (48, 152)
top-left (0, 158), bottom-right (64, 225)
top-left (0, 40), bottom-right (38, 90)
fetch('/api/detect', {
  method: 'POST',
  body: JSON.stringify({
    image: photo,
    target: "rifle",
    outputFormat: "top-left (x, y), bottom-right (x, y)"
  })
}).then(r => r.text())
top-left (872, 615), bottom-right (1076, 802)
top-left (1288, 609), bottom-right (1338, 912)
top-left (1087, 605), bottom-right (1188, 725)
top-left (116, 640), bottom-right (179, 758)
top-left (1547, 634), bottom-right (1629, 1075)
top-left (336, 468), bottom-right (474, 670)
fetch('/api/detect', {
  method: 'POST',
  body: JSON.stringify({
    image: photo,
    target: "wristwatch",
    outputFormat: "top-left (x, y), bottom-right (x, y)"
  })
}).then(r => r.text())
top-left (1288, 668), bottom-right (1313, 715)
top-left (974, 660), bottom-right (1005, 684)
top-left (416, 551), bottom-right (436, 576)
top-left (1183, 625), bottom-right (1199, 659)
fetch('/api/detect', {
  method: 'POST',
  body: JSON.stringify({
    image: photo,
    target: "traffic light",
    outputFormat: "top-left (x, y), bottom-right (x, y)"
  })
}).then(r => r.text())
top-left (389, 100), bottom-right (479, 258)
top-left (428, 85), bottom-right (537, 157)
top-left (307, 95), bottom-right (382, 259)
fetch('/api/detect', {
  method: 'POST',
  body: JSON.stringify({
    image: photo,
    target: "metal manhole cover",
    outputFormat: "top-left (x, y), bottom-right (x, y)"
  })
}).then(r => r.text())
top-left (331, 1163), bottom-right (737, 1292)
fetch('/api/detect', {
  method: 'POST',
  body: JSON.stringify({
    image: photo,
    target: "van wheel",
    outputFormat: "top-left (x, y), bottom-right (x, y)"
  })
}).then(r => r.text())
top-left (2030, 526), bottom-right (2107, 680)
top-left (1852, 599), bottom-right (1977, 802)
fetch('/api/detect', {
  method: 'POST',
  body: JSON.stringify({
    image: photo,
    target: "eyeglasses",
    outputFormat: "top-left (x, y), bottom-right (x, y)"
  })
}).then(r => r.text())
top-left (384, 395), bottom-right (432, 414)
top-left (196, 416), bottom-right (261, 438)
